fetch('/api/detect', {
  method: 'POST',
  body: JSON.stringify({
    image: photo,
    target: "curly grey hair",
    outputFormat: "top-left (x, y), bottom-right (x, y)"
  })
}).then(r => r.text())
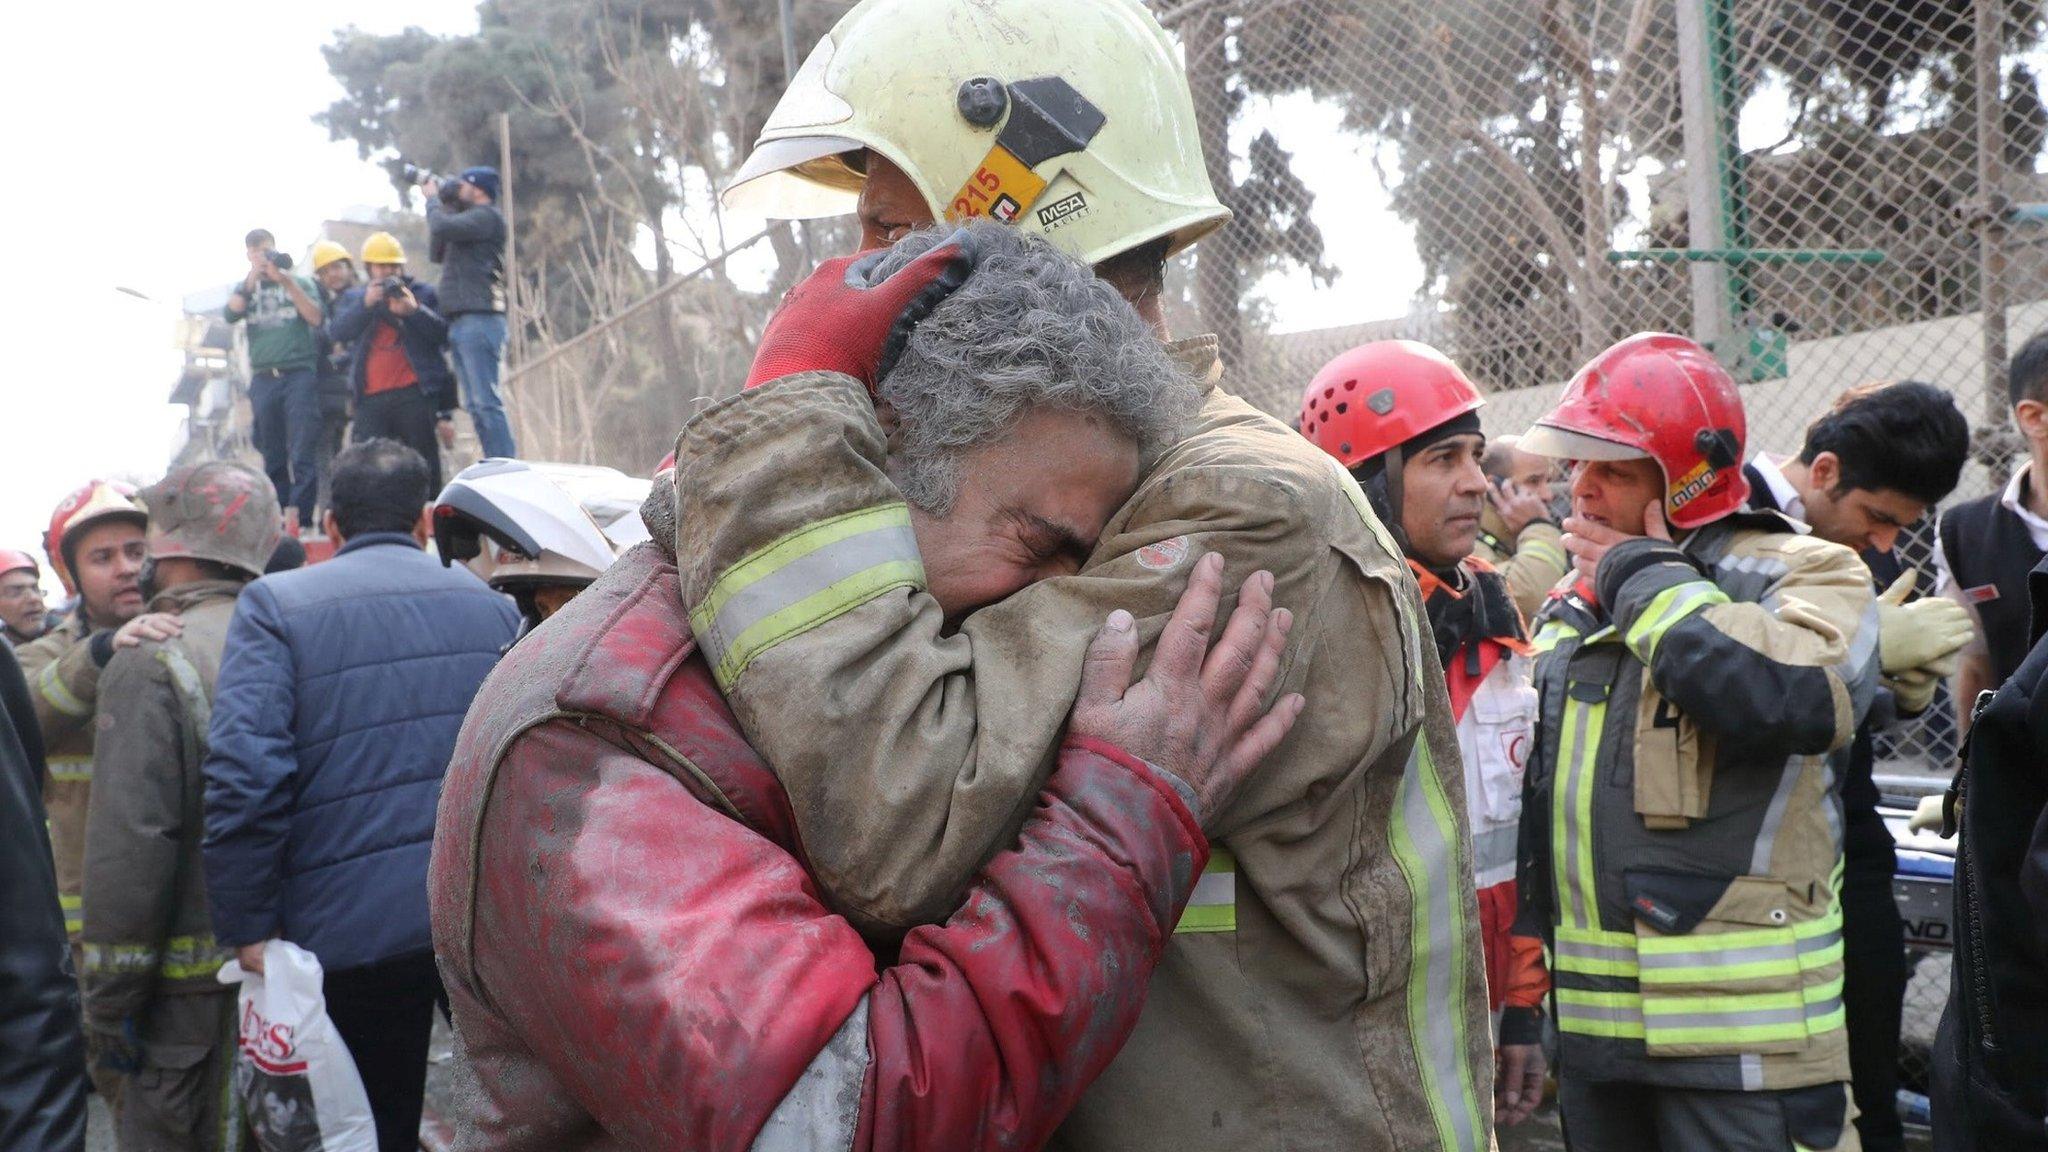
top-left (870, 221), bottom-right (1199, 515)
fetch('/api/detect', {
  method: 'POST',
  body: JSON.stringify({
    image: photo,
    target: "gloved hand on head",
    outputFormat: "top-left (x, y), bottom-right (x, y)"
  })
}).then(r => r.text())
top-left (744, 227), bottom-right (981, 392)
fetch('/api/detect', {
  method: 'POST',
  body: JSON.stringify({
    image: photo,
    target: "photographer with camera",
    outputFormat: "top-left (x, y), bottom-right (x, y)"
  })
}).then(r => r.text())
top-left (327, 232), bottom-right (459, 485)
top-left (422, 166), bottom-right (516, 459)
top-left (226, 229), bottom-right (327, 531)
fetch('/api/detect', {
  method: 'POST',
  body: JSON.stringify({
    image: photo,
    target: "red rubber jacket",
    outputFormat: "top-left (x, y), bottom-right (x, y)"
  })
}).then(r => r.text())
top-left (428, 543), bottom-right (1209, 1151)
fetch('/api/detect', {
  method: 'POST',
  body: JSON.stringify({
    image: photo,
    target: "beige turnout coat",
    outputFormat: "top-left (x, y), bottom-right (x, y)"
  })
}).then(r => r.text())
top-left (663, 339), bottom-right (1496, 1152)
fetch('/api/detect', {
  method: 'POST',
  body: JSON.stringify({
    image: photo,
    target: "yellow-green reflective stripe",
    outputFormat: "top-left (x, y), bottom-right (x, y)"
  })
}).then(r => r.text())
top-left (1388, 740), bottom-right (1485, 1152)
top-left (61, 893), bottom-right (82, 933)
top-left (688, 504), bottom-right (925, 689)
top-left (81, 934), bottom-right (228, 980)
top-left (1174, 848), bottom-right (1236, 935)
top-left (1551, 695), bottom-right (1606, 932)
top-left (1533, 620), bottom-right (1580, 655)
top-left (35, 662), bottom-right (89, 718)
top-left (47, 755), bottom-right (92, 782)
top-left (1623, 580), bottom-right (1728, 663)
top-left (1556, 987), bottom-right (1646, 1039)
top-left (1522, 536), bottom-right (1566, 569)
top-left (1554, 927), bottom-right (1639, 977)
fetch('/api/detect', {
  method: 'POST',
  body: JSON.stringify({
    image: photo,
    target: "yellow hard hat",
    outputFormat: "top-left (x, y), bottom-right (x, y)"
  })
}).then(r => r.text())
top-left (361, 232), bottom-right (407, 266)
top-left (310, 240), bottom-right (353, 273)
top-left (721, 0), bottom-right (1230, 266)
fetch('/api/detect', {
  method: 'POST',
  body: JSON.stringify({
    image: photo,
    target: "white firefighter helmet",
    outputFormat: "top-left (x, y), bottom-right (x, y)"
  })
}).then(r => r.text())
top-left (430, 460), bottom-right (623, 615)
top-left (721, 0), bottom-right (1230, 266)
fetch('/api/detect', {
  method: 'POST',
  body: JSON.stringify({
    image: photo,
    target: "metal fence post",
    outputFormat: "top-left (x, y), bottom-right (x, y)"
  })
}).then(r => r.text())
top-left (1976, 0), bottom-right (2012, 468)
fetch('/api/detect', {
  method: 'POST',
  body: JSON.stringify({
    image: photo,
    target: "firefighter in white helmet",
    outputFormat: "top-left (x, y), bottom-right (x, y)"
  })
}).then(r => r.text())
top-left (431, 459), bottom-right (624, 639)
top-left (649, 2), bottom-right (1492, 1148)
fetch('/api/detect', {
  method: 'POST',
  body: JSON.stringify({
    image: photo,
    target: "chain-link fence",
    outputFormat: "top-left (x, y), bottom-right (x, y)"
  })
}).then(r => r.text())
top-left (489, 0), bottom-right (2048, 1120)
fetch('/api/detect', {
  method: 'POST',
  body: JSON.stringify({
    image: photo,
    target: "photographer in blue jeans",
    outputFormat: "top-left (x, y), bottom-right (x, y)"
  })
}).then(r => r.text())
top-left (226, 229), bottom-right (327, 528)
top-left (425, 167), bottom-right (517, 459)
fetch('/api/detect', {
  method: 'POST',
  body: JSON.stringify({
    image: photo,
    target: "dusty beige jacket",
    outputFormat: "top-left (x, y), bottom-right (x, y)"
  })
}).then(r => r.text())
top-left (665, 342), bottom-right (1495, 1152)
top-left (15, 611), bottom-right (107, 942)
top-left (80, 582), bottom-right (241, 1025)
top-left (1473, 505), bottom-right (1568, 623)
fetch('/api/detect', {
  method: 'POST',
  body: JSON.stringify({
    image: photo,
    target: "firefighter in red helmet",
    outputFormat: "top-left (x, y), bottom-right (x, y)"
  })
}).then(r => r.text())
top-left (0, 549), bottom-right (48, 647)
top-left (1518, 333), bottom-right (1876, 1151)
top-left (1300, 340), bottom-right (1550, 1128)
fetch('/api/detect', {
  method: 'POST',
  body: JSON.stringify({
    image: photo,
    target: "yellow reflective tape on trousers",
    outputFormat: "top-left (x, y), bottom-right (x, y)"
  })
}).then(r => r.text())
top-left (36, 660), bottom-right (90, 718)
top-left (47, 754), bottom-right (92, 783)
top-left (61, 892), bottom-right (82, 935)
top-left (1173, 848), bottom-right (1236, 934)
top-left (1388, 739), bottom-right (1485, 1152)
top-left (1622, 579), bottom-right (1728, 664)
top-left (688, 503), bottom-right (925, 689)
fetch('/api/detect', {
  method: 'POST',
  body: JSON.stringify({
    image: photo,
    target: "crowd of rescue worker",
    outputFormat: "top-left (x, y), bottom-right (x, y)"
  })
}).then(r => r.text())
top-left (7, 1), bottom-right (2048, 1151)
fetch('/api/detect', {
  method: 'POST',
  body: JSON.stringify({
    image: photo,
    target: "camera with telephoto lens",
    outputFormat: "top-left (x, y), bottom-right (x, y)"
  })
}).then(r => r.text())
top-left (400, 161), bottom-right (465, 207)
top-left (265, 251), bottom-right (294, 272)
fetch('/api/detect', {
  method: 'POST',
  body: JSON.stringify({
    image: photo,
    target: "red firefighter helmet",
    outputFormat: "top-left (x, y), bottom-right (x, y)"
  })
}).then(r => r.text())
top-left (1522, 332), bottom-right (1750, 530)
top-left (0, 548), bottom-right (38, 581)
top-left (1298, 341), bottom-right (1485, 469)
top-left (45, 480), bottom-right (146, 592)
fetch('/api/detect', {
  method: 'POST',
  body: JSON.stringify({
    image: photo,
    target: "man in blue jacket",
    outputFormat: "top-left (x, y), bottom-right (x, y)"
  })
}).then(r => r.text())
top-left (202, 439), bottom-right (517, 1152)
top-left (327, 232), bottom-right (460, 485)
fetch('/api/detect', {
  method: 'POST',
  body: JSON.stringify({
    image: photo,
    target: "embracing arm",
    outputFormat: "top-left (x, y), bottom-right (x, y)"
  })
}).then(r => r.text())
top-left (668, 372), bottom-right (1379, 934)
top-left (1599, 534), bottom-right (1878, 755)
top-left (474, 721), bottom-right (1209, 1152)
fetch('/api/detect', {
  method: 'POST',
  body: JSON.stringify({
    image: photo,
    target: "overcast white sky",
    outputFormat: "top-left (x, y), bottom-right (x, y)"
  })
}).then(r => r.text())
top-left (0, 1), bottom-right (480, 589)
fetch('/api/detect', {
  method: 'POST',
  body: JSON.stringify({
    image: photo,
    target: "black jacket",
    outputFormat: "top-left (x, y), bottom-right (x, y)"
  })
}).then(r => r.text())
top-left (326, 276), bottom-right (459, 411)
top-left (0, 641), bottom-right (87, 1151)
top-left (425, 202), bottom-right (506, 316)
top-left (1932, 554), bottom-right (2048, 1151)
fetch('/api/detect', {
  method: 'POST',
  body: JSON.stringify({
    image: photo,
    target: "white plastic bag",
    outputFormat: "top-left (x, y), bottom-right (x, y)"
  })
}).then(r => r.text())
top-left (218, 940), bottom-right (379, 1152)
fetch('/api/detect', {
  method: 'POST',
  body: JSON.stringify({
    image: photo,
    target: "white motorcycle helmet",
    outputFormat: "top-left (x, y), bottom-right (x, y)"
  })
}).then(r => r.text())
top-left (432, 460), bottom-right (643, 634)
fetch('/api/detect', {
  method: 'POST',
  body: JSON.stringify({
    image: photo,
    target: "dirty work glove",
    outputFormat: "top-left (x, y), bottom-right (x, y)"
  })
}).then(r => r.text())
top-left (744, 228), bottom-right (980, 391)
top-left (85, 1017), bottom-right (142, 1075)
top-left (1876, 570), bottom-right (1975, 676)
top-left (1886, 662), bottom-right (1952, 718)
top-left (1907, 793), bottom-right (1949, 835)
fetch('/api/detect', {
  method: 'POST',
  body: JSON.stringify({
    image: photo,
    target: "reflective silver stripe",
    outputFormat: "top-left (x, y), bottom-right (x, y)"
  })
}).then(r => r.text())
top-left (47, 754), bottom-right (92, 782)
top-left (1641, 1004), bottom-right (1806, 1030)
top-left (1556, 937), bottom-right (1637, 968)
top-left (1741, 1052), bottom-right (1765, 1091)
top-left (1558, 1001), bottom-right (1644, 1028)
top-left (1470, 824), bottom-right (1518, 880)
top-left (750, 995), bottom-right (869, 1151)
top-left (1805, 993), bottom-right (1844, 1020)
top-left (700, 521), bottom-right (919, 659)
top-left (1557, 699), bottom-right (1595, 930)
top-left (1392, 742), bottom-right (1484, 1152)
top-left (1797, 929), bottom-right (1843, 957)
top-left (1749, 757), bottom-right (1806, 875)
top-left (156, 647), bottom-right (212, 738)
top-left (1639, 940), bottom-right (1798, 972)
top-left (1189, 866), bottom-right (1236, 909)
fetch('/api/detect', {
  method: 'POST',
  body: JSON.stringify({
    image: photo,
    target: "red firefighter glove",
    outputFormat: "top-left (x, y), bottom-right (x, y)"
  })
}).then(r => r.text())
top-left (744, 230), bottom-right (979, 391)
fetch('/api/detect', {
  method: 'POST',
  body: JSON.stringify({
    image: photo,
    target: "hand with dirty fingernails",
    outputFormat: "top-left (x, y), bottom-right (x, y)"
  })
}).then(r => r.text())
top-left (1067, 552), bottom-right (1304, 824)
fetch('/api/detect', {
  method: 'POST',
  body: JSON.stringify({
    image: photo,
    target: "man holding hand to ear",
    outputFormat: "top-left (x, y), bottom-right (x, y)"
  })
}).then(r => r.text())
top-left (1520, 333), bottom-right (1879, 1152)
